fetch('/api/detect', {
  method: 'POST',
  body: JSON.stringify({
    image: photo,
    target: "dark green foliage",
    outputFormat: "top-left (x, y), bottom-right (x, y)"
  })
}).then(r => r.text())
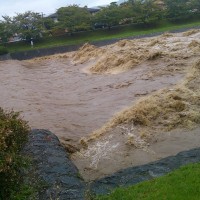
top-left (163, 0), bottom-right (200, 21)
top-left (93, 3), bottom-right (124, 28)
top-left (0, 16), bottom-right (14, 43)
top-left (0, 108), bottom-right (30, 199)
top-left (126, 0), bottom-right (163, 25)
top-left (43, 17), bottom-right (56, 30)
top-left (57, 5), bottom-right (92, 32)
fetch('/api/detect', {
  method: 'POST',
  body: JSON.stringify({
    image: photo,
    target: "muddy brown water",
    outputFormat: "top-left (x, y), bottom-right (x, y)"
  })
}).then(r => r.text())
top-left (2, 31), bottom-right (200, 181)
top-left (0, 58), bottom-right (183, 147)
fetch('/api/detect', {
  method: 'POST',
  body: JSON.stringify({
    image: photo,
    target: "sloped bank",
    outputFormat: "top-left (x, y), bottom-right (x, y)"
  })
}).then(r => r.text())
top-left (0, 26), bottom-right (200, 61)
top-left (23, 129), bottom-right (200, 199)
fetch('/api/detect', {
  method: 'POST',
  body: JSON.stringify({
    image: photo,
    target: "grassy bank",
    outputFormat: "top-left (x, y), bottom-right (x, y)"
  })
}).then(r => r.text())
top-left (95, 163), bottom-right (200, 200)
top-left (4, 19), bottom-right (200, 53)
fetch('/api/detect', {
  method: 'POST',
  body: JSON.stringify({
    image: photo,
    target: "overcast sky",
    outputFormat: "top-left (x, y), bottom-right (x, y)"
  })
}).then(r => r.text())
top-left (0, 0), bottom-right (115, 19)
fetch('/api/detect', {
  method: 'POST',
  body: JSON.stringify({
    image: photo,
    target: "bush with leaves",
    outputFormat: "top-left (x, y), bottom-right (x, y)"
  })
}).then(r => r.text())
top-left (0, 108), bottom-right (30, 199)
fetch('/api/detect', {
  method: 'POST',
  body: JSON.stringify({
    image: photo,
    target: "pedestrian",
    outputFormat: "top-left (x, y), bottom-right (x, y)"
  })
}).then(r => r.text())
top-left (31, 39), bottom-right (33, 48)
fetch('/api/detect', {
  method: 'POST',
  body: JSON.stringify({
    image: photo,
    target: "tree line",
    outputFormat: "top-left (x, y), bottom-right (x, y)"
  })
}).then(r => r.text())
top-left (0, 0), bottom-right (200, 43)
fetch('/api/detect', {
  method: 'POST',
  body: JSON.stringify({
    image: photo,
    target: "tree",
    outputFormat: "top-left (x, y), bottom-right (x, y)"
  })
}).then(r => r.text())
top-left (140, 0), bottom-right (163, 24)
top-left (13, 11), bottom-right (45, 40)
top-left (190, 0), bottom-right (200, 16)
top-left (43, 17), bottom-right (56, 30)
top-left (127, 0), bottom-right (163, 25)
top-left (56, 5), bottom-right (92, 32)
top-left (163, 0), bottom-right (191, 21)
top-left (93, 2), bottom-right (125, 28)
top-left (0, 16), bottom-right (14, 43)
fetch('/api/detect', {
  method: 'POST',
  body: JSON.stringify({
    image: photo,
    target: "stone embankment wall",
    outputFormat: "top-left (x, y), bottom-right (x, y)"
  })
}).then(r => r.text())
top-left (22, 129), bottom-right (85, 200)
top-left (23, 130), bottom-right (200, 199)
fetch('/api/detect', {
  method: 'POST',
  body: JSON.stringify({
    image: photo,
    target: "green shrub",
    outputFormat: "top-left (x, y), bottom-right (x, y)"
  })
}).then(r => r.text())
top-left (0, 46), bottom-right (9, 55)
top-left (0, 108), bottom-right (30, 199)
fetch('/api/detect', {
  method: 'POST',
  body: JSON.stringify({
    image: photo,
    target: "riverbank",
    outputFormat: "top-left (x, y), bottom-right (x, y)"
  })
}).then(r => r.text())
top-left (1, 19), bottom-right (200, 57)
top-left (22, 129), bottom-right (200, 199)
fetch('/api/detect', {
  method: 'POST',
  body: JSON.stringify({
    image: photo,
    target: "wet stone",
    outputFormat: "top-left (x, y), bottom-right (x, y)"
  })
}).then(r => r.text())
top-left (22, 129), bottom-right (86, 200)
top-left (22, 129), bottom-right (200, 199)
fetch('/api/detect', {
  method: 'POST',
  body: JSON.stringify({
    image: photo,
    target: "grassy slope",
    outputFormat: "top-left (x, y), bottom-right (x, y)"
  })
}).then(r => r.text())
top-left (5, 20), bottom-right (200, 53)
top-left (96, 163), bottom-right (200, 200)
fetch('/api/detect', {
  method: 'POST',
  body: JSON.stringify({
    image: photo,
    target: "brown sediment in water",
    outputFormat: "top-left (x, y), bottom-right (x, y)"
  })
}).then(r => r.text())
top-left (82, 59), bottom-right (200, 144)
top-left (84, 30), bottom-right (200, 75)
top-left (182, 29), bottom-right (200, 36)
top-left (1, 29), bottom-right (200, 180)
top-left (71, 30), bottom-right (200, 180)
top-left (72, 43), bottom-right (104, 65)
top-left (72, 61), bottom-right (200, 180)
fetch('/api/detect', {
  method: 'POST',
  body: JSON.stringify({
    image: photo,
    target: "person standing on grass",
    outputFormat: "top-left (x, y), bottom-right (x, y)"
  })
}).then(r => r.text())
top-left (31, 38), bottom-right (34, 48)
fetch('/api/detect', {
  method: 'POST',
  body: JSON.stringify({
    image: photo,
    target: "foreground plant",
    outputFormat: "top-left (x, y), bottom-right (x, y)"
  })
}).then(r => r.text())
top-left (0, 108), bottom-right (30, 199)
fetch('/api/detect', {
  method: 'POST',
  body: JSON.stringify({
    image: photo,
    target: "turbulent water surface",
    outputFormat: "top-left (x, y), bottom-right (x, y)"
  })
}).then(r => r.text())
top-left (0, 57), bottom-right (182, 145)
top-left (2, 30), bottom-right (200, 180)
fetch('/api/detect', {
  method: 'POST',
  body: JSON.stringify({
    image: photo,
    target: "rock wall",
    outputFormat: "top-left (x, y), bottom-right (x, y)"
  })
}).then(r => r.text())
top-left (22, 129), bottom-right (200, 199)
top-left (10, 44), bottom-right (83, 60)
top-left (22, 129), bottom-right (85, 200)
top-left (0, 53), bottom-right (11, 61)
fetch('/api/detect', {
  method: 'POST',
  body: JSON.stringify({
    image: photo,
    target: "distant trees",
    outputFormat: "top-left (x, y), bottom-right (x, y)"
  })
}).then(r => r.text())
top-left (56, 5), bottom-right (91, 32)
top-left (13, 11), bottom-right (45, 40)
top-left (93, 0), bottom-right (162, 28)
top-left (93, 3), bottom-right (125, 28)
top-left (0, 16), bottom-right (14, 42)
top-left (0, 11), bottom-right (45, 43)
top-left (126, 0), bottom-right (163, 25)
top-left (163, 0), bottom-right (200, 21)
top-left (191, 0), bottom-right (200, 14)
top-left (0, 0), bottom-right (200, 43)
top-left (164, 0), bottom-right (191, 21)
top-left (42, 17), bottom-right (55, 30)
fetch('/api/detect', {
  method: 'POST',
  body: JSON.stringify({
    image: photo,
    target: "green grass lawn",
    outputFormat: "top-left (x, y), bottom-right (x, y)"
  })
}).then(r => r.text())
top-left (4, 19), bottom-right (200, 53)
top-left (95, 163), bottom-right (200, 200)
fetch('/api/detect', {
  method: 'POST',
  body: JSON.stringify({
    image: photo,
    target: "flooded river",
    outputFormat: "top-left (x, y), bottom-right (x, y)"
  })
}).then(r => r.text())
top-left (0, 57), bottom-right (183, 146)
top-left (1, 31), bottom-right (200, 180)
